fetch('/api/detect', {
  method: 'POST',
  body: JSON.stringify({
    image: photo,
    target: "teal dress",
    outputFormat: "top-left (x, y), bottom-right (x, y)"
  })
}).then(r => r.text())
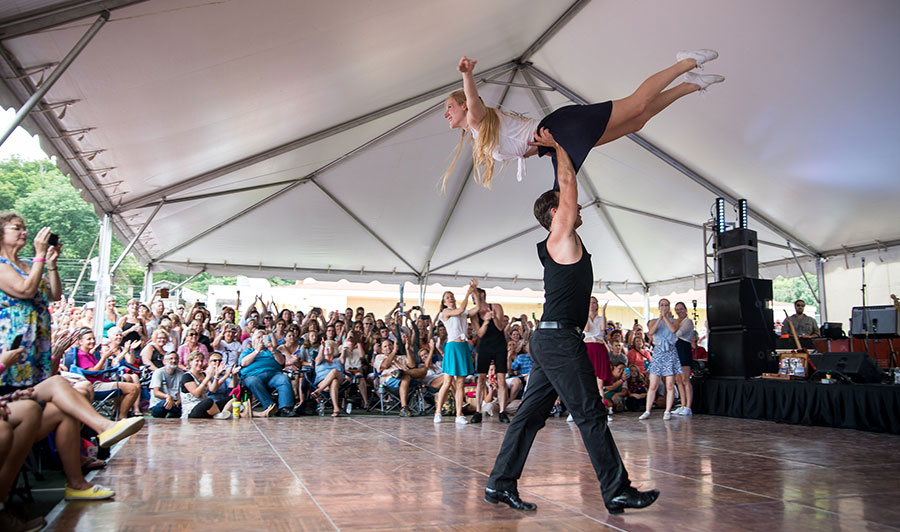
top-left (0, 257), bottom-right (52, 388)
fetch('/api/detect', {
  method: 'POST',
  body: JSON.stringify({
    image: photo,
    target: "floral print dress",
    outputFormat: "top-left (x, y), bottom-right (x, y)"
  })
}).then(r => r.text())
top-left (0, 257), bottom-right (52, 388)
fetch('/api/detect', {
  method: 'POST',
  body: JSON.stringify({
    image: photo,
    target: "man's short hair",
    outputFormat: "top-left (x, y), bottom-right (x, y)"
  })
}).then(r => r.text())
top-left (533, 190), bottom-right (559, 231)
top-left (794, 299), bottom-right (805, 305)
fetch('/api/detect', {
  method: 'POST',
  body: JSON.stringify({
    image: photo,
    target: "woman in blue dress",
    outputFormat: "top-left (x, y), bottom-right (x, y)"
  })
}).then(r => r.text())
top-left (639, 299), bottom-right (683, 421)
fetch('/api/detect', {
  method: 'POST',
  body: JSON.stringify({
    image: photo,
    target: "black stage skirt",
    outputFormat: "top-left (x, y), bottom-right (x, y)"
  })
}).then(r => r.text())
top-left (536, 101), bottom-right (613, 188)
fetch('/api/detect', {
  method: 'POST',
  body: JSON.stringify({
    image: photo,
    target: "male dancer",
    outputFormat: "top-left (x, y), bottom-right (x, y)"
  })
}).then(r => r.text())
top-left (484, 128), bottom-right (659, 514)
top-left (470, 288), bottom-right (510, 423)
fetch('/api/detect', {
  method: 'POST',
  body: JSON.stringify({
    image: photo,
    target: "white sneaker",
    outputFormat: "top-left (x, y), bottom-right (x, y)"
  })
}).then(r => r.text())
top-left (214, 409), bottom-right (232, 419)
top-left (673, 406), bottom-right (685, 415)
top-left (566, 414), bottom-right (575, 422)
top-left (663, 411), bottom-right (672, 420)
top-left (607, 415), bottom-right (613, 423)
top-left (684, 72), bottom-right (725, 91)
top-left (677, 49), bottom-right (719, 69)
top-left (434, 413), bottom-right (442, 424)
top-left (638, 411), bottom-right (651, 420)
top-left (455, 415), bottom-right (468, 425)
top-left (681, 407), bottom-right (693, 416)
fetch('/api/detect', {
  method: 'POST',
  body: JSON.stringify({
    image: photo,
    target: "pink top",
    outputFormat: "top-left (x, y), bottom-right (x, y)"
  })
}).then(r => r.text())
top-left (76, 349), bottom-right (108, 383)
top-left (177, 343), bottom-right (209, 367)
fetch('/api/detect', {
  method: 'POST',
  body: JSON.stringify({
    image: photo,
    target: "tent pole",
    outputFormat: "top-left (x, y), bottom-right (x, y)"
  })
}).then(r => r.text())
top-left (605, 284), bottom-right (643, 320)
top-left (141, 265), bottom-right (153, 303)
top-left (816, 257), bottom-right (828, 323)
top-left (0, 11), bottom-right (109, 147)
top-left (643, 287), bottom-right (650, 323)
top-left (111, 200), bottom-right (162, 275)
top-left (91, 213), bottom-right (112, 340)
top-left (787, 242), bottom-right (820, 306)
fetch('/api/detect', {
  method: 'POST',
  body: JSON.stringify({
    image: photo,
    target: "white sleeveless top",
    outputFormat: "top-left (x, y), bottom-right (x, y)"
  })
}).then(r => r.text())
top-left (470, 111), bottom-right (539, 182)
top-left (583, 314), bottom-right (605, 340)
top-left (676, 318), bottom-right (695, 343)
top-left (439, 308), bottom-right (468, 342)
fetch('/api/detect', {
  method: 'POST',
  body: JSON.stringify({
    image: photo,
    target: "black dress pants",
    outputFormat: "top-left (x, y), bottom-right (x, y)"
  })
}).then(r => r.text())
top-left (487, 328), bottom-right (629, 504)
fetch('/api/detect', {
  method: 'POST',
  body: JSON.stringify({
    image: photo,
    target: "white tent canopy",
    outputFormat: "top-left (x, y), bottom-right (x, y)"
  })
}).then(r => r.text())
top-left (2, 0), bottom-right (899, 321)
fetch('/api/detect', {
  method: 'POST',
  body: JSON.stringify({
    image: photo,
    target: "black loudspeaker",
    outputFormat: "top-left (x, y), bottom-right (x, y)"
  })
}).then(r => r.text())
top-left (716, 229), bottom-right (758, 280)
top-left (708, 328), bottom-right (777, 379)
top-left (809, 352), bottom-right (884, 383)
top-left (707, 278), bottom-right (773, 330)
top-left (850, 306), bottom-right (899, 339)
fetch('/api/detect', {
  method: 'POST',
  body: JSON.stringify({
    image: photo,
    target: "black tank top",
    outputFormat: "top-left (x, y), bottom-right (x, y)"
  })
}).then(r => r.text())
top-left (477, 311), bottom-right (506, 354)
top-left (537, 236), bottom-right (592, 327)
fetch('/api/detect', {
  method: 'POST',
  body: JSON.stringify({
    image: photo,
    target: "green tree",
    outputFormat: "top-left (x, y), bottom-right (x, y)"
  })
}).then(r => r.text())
top-left (0, 156), bottom-right (51, 210)
top-left (773, 273), bottom-right (818, 304)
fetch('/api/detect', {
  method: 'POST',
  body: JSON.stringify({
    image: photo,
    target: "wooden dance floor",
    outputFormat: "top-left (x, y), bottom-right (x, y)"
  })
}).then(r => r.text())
top-left (44, 413), bottom-right (900, 531)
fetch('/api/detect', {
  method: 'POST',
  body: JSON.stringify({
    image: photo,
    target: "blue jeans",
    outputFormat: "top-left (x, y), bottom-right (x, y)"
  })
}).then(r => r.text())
top-left (150, 402), bottom-right (182, 418)
top-left (243, 370), bottom-right (294, 409)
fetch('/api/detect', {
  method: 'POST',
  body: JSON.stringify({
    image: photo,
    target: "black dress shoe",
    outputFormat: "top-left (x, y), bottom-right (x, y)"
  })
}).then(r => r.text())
top-left (471, 412), bottom-right (482, 424)
top-left (498, 412), bottom-right (510, 423)
top-left (484, 487), bottom-right (537, 511)
top-left (276, 406), bottom-right (298, 417)
top-left (605, 486), bottom-right (660, 514)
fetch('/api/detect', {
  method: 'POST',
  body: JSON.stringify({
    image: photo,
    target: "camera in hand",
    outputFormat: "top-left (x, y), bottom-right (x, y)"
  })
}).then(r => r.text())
top-left (48, 233), bottom-right (59, 247)
top-left (11, 334), bottom-right (23, 350)
top-left (160, 288), bottom-right (169, 298)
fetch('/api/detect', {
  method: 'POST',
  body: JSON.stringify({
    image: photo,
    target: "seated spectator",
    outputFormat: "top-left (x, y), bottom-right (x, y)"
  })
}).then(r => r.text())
top-left (180, 351), bottom-right (231, 419)
top-left (75, 329), bottom-right (141, 419)
top-left (627, 335), bottom-right (652, 374)
top-left (0, 346), bottom-right (46, 530)
top-left (280, 328), bottom-right (312, 408)
top-left (624, 364), bottom-right (649, 412)
top-left (312, 340), bottom-right (345, 417)
top-left (177, 329), bottom-right (209, 368)
top-left (602, 363), bottom-right (628, 414)
top-left (373, 338), bottom-right (417, 417)
top-left (239, 329), bottom-right (295, 417)
top-left (149, 352), bottom-right (183, 418)
top-left (340, 332), bottom-right (370, 410)
top-left (691, 331), bottom-right (707, 361)
top-left (204, 352), bottom-right (235, 410)
top-left (506, 341), bottom-right (532, 402)
top-left (608, 339), bottom-right (628, 367)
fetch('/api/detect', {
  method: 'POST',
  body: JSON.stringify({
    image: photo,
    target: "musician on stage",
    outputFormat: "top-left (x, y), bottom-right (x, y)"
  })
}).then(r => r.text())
top-left (784, 299), bottom-right (819, 337)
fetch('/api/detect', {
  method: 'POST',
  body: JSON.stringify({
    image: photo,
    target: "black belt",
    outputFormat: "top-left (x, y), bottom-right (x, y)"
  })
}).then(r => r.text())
top-left (536, 321), bottom-right (583, 335)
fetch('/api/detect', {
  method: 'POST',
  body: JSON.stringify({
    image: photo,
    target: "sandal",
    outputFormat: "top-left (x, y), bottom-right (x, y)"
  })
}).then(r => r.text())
top-left (81, 458), bottom-right (107, 474)
top-left (331, 411), bottom-right (340, 417)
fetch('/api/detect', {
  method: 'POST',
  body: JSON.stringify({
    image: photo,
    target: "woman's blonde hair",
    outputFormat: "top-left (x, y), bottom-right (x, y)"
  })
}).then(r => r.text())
top-left (441, 90), bottom-right (504, 192)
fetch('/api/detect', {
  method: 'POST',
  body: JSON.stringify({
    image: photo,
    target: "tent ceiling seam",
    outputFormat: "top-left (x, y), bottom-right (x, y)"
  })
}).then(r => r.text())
top-left (0, 0), bottom-right (150, 41)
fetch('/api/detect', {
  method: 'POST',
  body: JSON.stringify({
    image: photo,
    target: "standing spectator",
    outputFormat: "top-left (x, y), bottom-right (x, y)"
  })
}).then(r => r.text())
top-left (102, 295), bottom-right (119, 338)
top-left (672, 302), bottom-right (694, 416)
top-left (149, 352), bottom-right (183, 418)
top-left (584, 297), bottom-right (612, 396)
top-left (639, 300), bottom-right (682, 421)
top-left (117, 299), bottom-right (147, 351)
top-left (0, 212), bottom-right (59, 388)
top-left (470, 285), bottom-right (510, 423)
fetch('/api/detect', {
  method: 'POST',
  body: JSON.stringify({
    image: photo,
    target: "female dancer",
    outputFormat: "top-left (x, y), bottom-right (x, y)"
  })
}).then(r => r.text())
top-left (443, 51), bottom-right (723, 189)
top-left (639, 299), bottom-right (682, 420)
top-left (437, 281), bottom-right (477, 424)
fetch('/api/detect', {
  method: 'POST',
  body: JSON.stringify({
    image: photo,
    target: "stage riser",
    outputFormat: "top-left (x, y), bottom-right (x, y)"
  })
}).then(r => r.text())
top-left (693, 378), bottom-right (900, 434)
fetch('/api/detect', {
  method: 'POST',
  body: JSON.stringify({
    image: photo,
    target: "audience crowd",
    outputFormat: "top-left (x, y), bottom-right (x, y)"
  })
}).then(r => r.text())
top-left (0, 210), bottom-right (701, 530)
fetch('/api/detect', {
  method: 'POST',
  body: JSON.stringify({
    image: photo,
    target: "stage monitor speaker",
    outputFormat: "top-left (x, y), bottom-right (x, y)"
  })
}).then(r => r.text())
top-left (708, 328), bottom-right (777, 379)
top-left (716, 229), bottom-right (758, 280)
top-left (809, 352), bottom-right (884, 383)
top-left (707, 278), bottom-right (773, 330)
top-left (849, 306), bottom-right (899, 339)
